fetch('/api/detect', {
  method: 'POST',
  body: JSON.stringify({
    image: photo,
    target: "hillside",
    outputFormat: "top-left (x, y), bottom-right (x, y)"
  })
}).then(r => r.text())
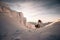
top-left (33, 21), bottom-right (60, 40)
top-left (0, 2), bottom-right (60, 40)
top-left (0, 2), bottom-right (27, 40)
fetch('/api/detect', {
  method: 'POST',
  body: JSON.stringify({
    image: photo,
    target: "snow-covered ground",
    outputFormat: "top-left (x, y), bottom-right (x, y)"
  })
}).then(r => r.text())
top-left (0, 13), bottom-right (60, 40)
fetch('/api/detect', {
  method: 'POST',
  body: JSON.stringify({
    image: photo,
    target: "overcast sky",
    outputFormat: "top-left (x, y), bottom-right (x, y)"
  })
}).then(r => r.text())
top-left (0, 0), bottom-right (60, 23)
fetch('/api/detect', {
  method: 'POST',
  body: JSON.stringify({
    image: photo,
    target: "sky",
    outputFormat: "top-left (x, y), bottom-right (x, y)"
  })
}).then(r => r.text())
top-left (0, 0), bottom-right (60, 23)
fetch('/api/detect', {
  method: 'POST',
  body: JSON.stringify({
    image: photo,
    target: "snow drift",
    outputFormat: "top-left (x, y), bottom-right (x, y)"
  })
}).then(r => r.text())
top-left (0, 2), bottom-right (60, 40)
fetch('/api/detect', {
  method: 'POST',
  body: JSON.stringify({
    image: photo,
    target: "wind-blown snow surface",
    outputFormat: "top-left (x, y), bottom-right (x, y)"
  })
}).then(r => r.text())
top-left (0, 13), bottom-right (31, 40)
top-left (32, 21), bottom-right (60, 40)
top-left (0, 13), bottom-right (60, 40)
top-left (0, 2), bottom-right (60, 40)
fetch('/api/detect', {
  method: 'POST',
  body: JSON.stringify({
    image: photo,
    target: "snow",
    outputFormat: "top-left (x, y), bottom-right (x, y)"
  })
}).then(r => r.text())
top-left (0, 14), bottom-right (60, 40)
top-left (0, 2), bottom-right (60, 40)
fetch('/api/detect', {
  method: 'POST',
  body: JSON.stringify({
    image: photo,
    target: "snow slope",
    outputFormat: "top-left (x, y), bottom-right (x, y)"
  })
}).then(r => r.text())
top-left (0, 2), bottom-right (60, 40)
top-left (0, 12), bottom-right (60, 40)
top-left (0, 13), bottom-right (26, 40)
top-left (32, 21), bottom-right (60, 40)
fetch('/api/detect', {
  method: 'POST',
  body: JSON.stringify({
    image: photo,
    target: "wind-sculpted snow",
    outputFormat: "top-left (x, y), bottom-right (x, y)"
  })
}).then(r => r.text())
top-left (32, 21), bottom-right (60, 40)
top-left (0, 13), bottom-right (60, 40)
top-left (0, 13), bottom-right (25, 40)
top-left (0, 2), bottom-right (60, 40)
top-left (0, 13), bottom-right (35, 40)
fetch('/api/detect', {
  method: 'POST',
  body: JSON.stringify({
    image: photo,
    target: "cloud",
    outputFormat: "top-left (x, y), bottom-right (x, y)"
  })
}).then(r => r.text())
top-left (0, 0), bottom-right (60, 22)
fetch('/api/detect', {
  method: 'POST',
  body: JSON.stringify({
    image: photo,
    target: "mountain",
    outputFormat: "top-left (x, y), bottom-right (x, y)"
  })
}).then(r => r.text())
top-left (0, 1), bottom-right (60, 40)
top-left (0, 2), bottom-right (27, 40)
